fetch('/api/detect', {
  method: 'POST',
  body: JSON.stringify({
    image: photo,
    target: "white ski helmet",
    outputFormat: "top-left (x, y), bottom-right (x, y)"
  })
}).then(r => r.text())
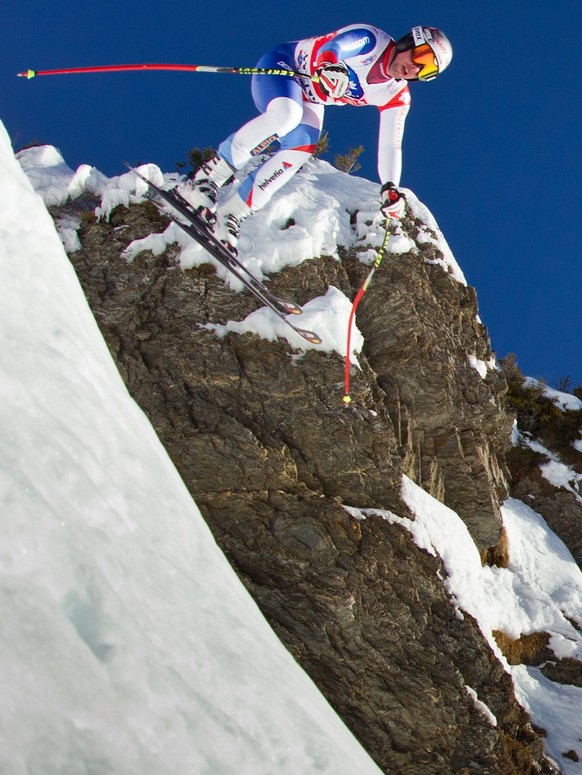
top-left (394, 26), bottom-right (453, 81)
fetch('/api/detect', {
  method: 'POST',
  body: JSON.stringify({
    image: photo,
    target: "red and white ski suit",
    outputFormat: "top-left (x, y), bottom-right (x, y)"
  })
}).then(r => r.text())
top-left (218, 24), bottom-right (411, 210)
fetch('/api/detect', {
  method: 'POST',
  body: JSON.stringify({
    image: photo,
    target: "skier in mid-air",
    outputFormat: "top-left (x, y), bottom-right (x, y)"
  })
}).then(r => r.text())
top-left (188, 24), bottom-right (452, 255)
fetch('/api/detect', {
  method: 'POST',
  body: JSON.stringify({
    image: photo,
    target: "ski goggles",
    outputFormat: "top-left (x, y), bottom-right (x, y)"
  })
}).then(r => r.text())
top-left (412, 43), bottom-right (439, 81)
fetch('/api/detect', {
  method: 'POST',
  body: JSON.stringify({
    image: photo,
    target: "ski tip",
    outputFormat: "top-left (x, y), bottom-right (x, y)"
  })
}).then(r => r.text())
top-left (342, 394), bottom-right (352, 405)
top-left (278, 301), bottom-right (303, 316)
top-left (299, 330), bottom-right (322, 345)
top-left (17, 69), bottom-right (36, 79)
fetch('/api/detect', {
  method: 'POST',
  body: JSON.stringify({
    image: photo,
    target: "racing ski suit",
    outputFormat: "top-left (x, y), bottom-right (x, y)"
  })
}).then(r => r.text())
top-left (217, 24), bottom-right (411, 211)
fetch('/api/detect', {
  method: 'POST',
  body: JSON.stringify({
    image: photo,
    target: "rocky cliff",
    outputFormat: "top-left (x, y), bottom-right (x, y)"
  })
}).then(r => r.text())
top-left (44, 155), bottom-right (582, 774)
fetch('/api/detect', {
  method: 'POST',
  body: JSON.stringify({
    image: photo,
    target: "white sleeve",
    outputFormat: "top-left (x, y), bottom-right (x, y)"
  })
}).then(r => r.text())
top-left (377, 103), bottom-right (410, 187)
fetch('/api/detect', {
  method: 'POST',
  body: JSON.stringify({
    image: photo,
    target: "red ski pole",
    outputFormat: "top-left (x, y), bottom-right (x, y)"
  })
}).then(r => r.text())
top-left (343, 223), bottom-right (393, 405)
top-left (17, 62), bottom-right (319, 83)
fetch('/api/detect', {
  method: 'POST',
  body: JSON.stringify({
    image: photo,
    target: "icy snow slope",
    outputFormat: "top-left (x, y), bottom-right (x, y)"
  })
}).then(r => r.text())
top-left (0, 121), bottom-right (381, 774)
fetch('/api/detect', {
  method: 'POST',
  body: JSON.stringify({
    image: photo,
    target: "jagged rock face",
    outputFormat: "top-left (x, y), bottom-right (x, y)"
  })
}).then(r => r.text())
top-left (343, 213), bottom-right (512, 551)
top-left (64, 199), bottom-right (553, 774)
top-left (75, 202), bottom-right (403, 508)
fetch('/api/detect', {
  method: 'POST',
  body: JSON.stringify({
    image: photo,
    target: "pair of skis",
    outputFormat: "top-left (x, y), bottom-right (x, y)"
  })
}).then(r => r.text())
top-left (126, 165), bottom-right (322, 345)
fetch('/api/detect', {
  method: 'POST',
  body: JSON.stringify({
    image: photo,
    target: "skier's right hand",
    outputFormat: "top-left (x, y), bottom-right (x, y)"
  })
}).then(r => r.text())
top-left (316, 62), bottom-right (350, 99)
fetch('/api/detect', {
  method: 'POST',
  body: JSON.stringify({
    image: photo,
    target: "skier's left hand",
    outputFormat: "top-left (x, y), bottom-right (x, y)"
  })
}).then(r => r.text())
top-left (380, 182), bottom-right (406, 221)
top-left (317, 62), bottom-right (350, 99)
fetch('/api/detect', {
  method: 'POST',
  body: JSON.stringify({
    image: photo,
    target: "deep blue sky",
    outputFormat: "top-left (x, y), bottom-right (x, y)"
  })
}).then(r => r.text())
top-left (3, 0), bottom-right (581, 387)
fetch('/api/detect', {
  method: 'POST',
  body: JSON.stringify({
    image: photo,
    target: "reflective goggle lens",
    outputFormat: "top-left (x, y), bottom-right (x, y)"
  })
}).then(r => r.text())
top-left (412, 43), bottom-right (439, 81)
